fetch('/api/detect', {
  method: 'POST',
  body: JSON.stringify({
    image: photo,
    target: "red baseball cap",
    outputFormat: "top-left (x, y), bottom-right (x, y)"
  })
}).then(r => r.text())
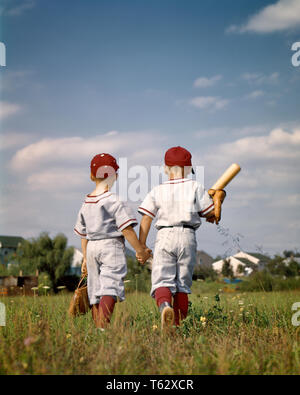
top-left (90, 153), bottom-right (119, 179)
top-left (165, 146), bottom-right (194, 173)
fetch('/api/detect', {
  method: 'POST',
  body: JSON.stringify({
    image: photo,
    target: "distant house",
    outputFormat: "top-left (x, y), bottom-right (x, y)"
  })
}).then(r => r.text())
top-left (196, 250), bottom-right (214, 268)
top-left (283, 257), bottom-right (300, 266)
top-left (0, 235), bottom-right (24, 266)
top-left (213, 251), bottom-right (270, 277)
top-left (193, 250), bottom-right (214, 279)
top-left (0, 275), bottom-right (38, 296)
top-left (68, 248), bottom-right (84, 276)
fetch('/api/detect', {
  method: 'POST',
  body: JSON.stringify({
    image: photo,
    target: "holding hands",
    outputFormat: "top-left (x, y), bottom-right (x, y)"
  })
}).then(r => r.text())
top-left (136, 246), bottom-right (152, 265)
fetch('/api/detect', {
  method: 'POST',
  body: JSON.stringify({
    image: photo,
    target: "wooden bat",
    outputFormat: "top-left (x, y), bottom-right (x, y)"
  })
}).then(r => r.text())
top-left (211, 163), bottom-right (241, 190)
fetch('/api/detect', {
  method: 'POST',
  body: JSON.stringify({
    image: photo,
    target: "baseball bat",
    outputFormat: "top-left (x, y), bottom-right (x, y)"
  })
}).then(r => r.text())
top-left (211, 163), bottom-right (241, 190)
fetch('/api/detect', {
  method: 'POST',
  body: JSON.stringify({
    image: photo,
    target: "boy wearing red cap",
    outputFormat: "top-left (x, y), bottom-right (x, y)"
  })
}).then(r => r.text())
top-left (74, 153), bottom-right (151, 329)
top-left (138, 147), bottom-right (220, 330)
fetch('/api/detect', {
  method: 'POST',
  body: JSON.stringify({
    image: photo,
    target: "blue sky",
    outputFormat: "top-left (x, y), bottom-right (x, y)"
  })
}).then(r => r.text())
top-left (0, 0), bottom-right (300, 257)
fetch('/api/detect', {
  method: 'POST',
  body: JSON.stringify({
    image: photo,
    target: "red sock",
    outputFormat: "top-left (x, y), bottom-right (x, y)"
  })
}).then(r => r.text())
top-left (155, 287), bottom-right (172, 308)
top-left (97, 296), bottom-right (116, 327)
top-left (173, 293), bottom-right (188, 326)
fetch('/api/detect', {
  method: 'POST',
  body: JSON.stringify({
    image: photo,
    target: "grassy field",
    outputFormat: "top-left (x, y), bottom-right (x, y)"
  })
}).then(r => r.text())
top-left (1, 282), bottom-right (300, 375)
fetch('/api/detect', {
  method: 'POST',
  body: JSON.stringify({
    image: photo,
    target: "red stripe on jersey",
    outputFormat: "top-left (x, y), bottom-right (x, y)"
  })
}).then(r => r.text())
top-left (200, 203), bottom-right (214, 215)
top-left (74, 228), bottom-right (87, 237)
top-left (85, 193), bottom-right (112, 204)
top-left (138, 207), bottom-right (155, 217)
top-left (165, 179), bottom-right (193, 185)
top-left (86, 191), bottom-right (110, 198)
top-left (118, 219), bottom-right (137, 230)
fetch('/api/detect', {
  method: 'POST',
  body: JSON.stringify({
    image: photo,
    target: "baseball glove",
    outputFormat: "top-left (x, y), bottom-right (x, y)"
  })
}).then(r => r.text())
top-left (207, 189), bottom-right (226, 225)
top-left (68, 275), bottom-right (90, 317)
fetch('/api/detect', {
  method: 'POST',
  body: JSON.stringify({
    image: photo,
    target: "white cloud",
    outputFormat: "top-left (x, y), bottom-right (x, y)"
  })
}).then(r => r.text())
top-left (1, 70), bottom-right (34, 92)
top-left (227, 0), bottom-right (300, 34)
top-left (0, 0), bottom-right (35, 16)
top-left (211, 128), bottom-right (300, 162)
top-left (10, 131), bottom-right (164, 171)
top-left (194, 125), bottom-right (271, 139)
top-left (194, 75), bottom-right (222, 88)
top-left (0, 101), bottom-right (21, 120)
top-left (204, 127), bottom-right (300, 196)
top-left (245, 90), bottom-right (265, 100)
top-left (241, 72), bottom-right (279, 85)
top-left (27, 169), bottom-right (87, 191)
top-left (0, 132), bottom-right (33, 151)
top-left (9, 130), bottom-right (167, 193)
top-left (189, 96), bottom-right (230, 111)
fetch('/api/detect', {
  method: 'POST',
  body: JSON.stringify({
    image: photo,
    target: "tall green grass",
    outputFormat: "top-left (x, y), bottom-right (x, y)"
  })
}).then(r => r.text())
top-left (0, 288), bottom-right (300, 374)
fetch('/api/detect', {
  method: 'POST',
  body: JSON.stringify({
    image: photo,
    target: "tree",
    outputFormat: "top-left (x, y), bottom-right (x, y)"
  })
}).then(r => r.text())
top-left (237, 264), bottom-right (245, 275)
top-left (126, 257), bottom-right (151, 292)
top-left (12, 232), bottom-right (74, 290)
top-left (221, 259), bottom-right (234, 279)
top-left (265, 254), bottom-right (300, 278)
top-left (193, 264), bottom-right (217, 281)
top-left (283, 250), bottom-right (300, 258)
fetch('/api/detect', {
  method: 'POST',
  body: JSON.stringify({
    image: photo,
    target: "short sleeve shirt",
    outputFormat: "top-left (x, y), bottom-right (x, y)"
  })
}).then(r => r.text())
top-left (138, 178), bottom-right (213, 229)
top-left (74, 191), bottom-right (137, 240)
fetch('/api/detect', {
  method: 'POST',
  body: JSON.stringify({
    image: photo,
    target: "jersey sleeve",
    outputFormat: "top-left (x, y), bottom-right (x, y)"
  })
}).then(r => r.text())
top-left (74, 206), bottom-right (87, 238)
top-left (195, 184), bottom-right (214, 217)
top-left (138, 189), bottom-right (158, 219)
top-left (114, 201), bottom-right (138, 231)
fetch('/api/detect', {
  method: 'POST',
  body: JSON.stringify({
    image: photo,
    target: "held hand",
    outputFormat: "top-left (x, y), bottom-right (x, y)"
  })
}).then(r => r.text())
top-left (136, 247), bottom-right (152, 265)
top-left (81, 258), bottom-right (87, 276)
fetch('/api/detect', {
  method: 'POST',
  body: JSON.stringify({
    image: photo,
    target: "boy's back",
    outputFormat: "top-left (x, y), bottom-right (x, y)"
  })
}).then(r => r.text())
top-left (137, 146), bottom-right (224, 331)
top-left (73, 153), bottom-right (150, 329)
top-left (74, 191), bottom-right (137, 240)
top-left (138, 178), bottom-right (213, 229)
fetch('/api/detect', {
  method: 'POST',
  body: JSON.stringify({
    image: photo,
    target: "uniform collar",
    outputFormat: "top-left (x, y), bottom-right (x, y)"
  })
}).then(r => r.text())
top-left (164, 178), bottom-right (191, 184)
top-left (86, 190), bottom-right (111, 198)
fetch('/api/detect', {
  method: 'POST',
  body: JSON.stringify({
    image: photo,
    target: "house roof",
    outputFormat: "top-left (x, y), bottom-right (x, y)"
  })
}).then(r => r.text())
top-left (196, 250), bottom-right (214, 267)
top-left (0, 236), bottom-right (24, 249)
top-left (245, 252), bottom-right (271, 262)
top-left (237, 257), bottom-right (258, 267)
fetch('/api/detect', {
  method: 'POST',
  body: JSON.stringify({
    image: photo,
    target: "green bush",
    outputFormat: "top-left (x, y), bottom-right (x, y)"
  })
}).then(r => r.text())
top-left (240, 271), bottom-right (300, 292)
top-left (125, 257), bottom-right (151, 293)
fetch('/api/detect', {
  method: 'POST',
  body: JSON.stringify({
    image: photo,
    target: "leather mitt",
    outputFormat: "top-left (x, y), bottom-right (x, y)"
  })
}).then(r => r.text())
top-left (208, 189), bottom-right (226, 225)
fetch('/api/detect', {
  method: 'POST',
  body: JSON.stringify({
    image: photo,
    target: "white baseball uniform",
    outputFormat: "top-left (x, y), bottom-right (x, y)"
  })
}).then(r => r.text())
top-left (138, 178), bottom-right (214, 296)
top-left (74, 191), bottom-right (137, 304)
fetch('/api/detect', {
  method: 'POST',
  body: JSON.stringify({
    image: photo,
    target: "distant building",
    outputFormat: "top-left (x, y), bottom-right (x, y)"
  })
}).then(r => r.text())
top-left (68, 248), bottom-right (83, 276)
top-left (213, 251), bottom-right (270, 277)
top-left (0, 275), bottom-right (38, 296)
top-left (0, 235), bottom-right (24, 266)
top-left (283, 257), bottom-right (300, 266)
top-left (196, 250), bottom-right (214, 268)
top-left (193, 250), bottom-right (214, 279)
